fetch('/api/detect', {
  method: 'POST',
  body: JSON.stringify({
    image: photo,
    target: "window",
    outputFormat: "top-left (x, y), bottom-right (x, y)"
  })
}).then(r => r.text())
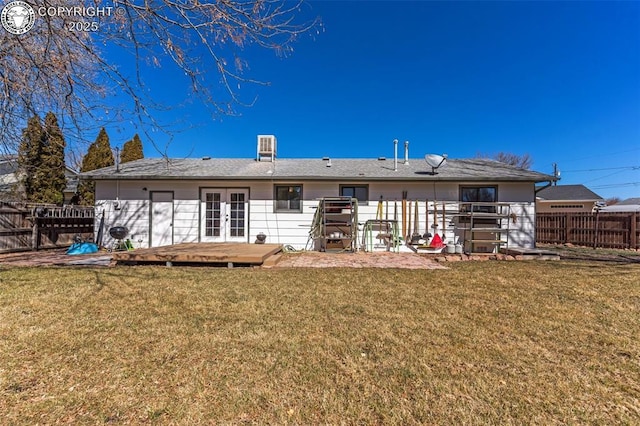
top-left (275, 185), bottom-right (302, 212)
top-left (460, 186), bottom-right (497, 213)
top-left (340, 185), bottom-right (368, 204)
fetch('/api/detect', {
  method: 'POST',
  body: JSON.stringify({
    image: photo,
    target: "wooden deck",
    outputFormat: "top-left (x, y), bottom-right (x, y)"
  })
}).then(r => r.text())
top-left (111, 243), bottom-right (284, 267)
top-left (501, 247), bottom-right (560, 260)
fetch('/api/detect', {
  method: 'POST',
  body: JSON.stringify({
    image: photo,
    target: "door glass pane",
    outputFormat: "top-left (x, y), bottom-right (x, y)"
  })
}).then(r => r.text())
top-left (229, 192), bottom-right (245, 237)
top-left (205, 193), bottom-right (221, 237)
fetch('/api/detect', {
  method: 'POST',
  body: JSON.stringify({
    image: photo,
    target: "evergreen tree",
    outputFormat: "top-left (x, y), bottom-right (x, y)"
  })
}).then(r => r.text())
top-left (36, 112), bottom-right (67, 204)
top-left (121, 133), bottom-right (144, 163)
top-left (17, 116), bottom-right (45, 201)
top-left (78, 128), bottom-right (114, 205)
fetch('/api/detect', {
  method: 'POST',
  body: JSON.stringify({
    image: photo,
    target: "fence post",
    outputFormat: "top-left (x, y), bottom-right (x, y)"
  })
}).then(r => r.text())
top-left (593, 211), bottom-right (599, 249)
top-left (632, 212), bottom-right (638, 250)
top-left (31, 220), bottom-right (39, 251)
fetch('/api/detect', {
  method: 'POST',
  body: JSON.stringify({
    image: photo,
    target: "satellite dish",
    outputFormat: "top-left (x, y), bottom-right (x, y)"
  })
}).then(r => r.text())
top-left (424, 154), bottom-right (448, 174)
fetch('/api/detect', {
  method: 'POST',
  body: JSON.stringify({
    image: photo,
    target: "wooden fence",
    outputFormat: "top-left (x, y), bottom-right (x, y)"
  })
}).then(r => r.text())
top-left (537, 212), bottom-right (640, 250)
top-left (0, 202), bottom-right (94, 253)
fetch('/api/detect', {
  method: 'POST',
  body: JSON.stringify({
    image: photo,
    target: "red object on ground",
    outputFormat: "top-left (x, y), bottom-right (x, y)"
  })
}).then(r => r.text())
top-left (429, 234), bottom-right (445, 248)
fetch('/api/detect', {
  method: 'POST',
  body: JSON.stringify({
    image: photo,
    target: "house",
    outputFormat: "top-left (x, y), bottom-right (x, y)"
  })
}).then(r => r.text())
top-left (0, 155), bottom-right (79, 204)
top-left (536, 184), bottom-right (604, 213)
top-left (599, 197), bottom-right (640, 213)
top-left (0, 155), bottom-right (20, 198)
top-left (82, 136), bottom-right (556, 253)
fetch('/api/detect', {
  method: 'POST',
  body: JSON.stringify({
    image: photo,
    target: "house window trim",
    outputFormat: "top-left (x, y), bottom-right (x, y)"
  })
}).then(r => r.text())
top-left (274, 184), bottom-right (303, 213)
top-left (339, 184), bottom-right (369, 206)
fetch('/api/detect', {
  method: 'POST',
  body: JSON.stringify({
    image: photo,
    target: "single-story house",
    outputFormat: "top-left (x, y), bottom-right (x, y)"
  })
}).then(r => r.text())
top-left (0, 155), bottom-right (79, 204)
top-left (81, 136), bottom-right (556, 252)
top-left (599, 197), bottom-right (640, 213)
top-left (536, 184), bottom-right (604, 213)
top-left (0, 155), bottom-right (20, 197)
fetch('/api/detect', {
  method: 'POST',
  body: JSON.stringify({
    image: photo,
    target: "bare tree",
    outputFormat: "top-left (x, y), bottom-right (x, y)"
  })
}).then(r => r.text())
top-left (605, 197), bottom-right (621, 206)
top-left (476, 152), bottom-right (533, 170)
top-left (0, 0), bottom-right (319, 155)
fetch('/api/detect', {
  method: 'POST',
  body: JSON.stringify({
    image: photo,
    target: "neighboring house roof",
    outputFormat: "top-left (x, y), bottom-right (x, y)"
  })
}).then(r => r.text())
top-left (536, 184), bottom-right (603, 201)
top-left (617, 197), bottom-right (640, 205)
top-left (599, 197), bottom-right (640, 213)
top-left (0, 155), bottom-right (78, 194)
top-left (0, 155), bottom-right (19, 193)
top-left (64, 168), bottom-right (79, 194)
top-left (599, 204), bottom-right (640, 213)
top-left (81, 157), bottom-right (554, 182)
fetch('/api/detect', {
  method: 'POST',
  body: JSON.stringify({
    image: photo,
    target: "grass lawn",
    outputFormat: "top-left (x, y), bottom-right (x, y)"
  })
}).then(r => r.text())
top-left (0, 261), bottom-right (639, 424)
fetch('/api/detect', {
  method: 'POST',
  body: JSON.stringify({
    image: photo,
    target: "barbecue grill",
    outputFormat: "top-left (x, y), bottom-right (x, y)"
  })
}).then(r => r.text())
top-left (108, 226), bottom-right (129, 251)
top-left (109, 226), bottom-right (128, 240)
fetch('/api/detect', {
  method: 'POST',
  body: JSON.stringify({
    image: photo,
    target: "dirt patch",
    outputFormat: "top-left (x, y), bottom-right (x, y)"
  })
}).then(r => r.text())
top-left (273, 251), bottom-right (447, 269)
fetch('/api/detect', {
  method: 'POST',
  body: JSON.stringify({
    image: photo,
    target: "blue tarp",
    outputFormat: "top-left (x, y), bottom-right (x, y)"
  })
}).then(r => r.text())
top-left (66, 242), bottom-right (99, 255)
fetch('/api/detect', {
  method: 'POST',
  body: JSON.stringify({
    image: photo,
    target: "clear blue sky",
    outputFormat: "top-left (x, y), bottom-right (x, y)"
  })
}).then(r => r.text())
top-left (102, 0), bottom-right (640, 200)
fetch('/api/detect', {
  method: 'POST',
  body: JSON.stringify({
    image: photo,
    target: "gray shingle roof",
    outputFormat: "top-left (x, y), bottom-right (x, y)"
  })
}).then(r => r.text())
top-left (82, 157), bottom-right (554, 182)
top-left (536, 184), bottom-right (603, 201)
top-left (617, 197), bottom-right (640, 205)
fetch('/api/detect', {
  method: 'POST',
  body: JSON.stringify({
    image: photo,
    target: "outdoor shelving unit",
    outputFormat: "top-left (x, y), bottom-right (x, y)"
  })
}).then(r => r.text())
top-left (455, 202), bottom-right (513, 254)
top-left (317, 197), bottom-right (358, 252)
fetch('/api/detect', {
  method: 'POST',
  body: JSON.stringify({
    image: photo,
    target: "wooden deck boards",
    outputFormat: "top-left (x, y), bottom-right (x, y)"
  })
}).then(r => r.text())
top-left (501, 247), bottom-right (560, 260)
top-left (112, 243), bottom-right (283, 266)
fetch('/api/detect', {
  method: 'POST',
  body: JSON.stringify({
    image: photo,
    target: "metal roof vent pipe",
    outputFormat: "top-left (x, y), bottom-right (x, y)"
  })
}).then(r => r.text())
top-left (326, 158), bottom-right (332, 167)
top-left (404, 140), bottom-right (409, 165)
top-left (115, 146), bottom-right (120, 173)
top-left (393, 139), bottom-right (398, 171)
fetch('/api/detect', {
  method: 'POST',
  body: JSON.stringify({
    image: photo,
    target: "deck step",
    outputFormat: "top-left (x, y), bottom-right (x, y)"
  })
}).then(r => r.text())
top-left (261, 253), bottom-right (283, 268)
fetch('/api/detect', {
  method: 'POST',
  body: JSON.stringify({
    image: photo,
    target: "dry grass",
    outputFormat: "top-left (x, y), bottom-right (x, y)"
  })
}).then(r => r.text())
top-left (0, 261), bottom-right (639, 424)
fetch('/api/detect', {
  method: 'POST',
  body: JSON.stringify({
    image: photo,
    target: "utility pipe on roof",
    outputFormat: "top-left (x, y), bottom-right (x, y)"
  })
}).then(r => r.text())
top-left (404, 141), bottom-right (409, 165)
top-left (393, 139), bottom-right (398, 171)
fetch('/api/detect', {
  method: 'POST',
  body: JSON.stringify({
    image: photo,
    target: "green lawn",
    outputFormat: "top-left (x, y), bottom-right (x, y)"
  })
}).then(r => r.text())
top-left (1, 262), bottom-right (639, 424)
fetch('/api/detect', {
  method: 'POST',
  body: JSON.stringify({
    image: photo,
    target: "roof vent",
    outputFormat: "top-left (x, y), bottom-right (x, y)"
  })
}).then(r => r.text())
top-left (326, 159), bottom-right (332, 167)
top-left (257, 135), bottom-right (276, 162)
top-left (202, 156), bottom-right (211, 160)
top-left (378, 157), bottom-right (386, 161)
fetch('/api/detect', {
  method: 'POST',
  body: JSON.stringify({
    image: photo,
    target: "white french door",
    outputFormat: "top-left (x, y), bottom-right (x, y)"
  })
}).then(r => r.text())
top-left (201, 189), bottom-right (248, 242)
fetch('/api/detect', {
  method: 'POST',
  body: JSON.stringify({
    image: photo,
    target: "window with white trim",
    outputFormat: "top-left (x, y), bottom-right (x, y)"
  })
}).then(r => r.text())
top-left (274, 185), bottom-right (302, 212)
top-left (340, 185), bottom-right (368, 205)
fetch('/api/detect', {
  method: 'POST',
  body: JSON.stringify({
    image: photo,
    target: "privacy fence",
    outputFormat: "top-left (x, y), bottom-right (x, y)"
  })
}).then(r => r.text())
top-left (537, 212), bottom-right (640, 250)
top-left (0, 202), bottom-right (94, 253)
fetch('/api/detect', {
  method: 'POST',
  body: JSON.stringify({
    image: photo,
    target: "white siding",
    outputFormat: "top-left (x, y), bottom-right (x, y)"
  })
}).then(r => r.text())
top-left (94, 179), bottom-right (537, 250)
top-left (173, 199), bottom-right (199, 243)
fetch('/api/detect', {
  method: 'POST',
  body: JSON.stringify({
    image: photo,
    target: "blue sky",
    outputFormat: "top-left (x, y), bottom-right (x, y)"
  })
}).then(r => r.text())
top-left (102, 1), bottom-right (639, 200)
